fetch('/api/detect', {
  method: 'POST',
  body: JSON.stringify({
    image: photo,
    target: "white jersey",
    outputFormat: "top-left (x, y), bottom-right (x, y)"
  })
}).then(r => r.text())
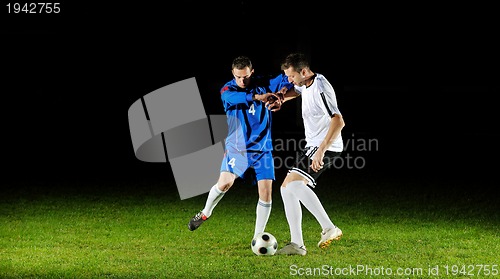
top-left (294, 73), bottom-right (343, 152)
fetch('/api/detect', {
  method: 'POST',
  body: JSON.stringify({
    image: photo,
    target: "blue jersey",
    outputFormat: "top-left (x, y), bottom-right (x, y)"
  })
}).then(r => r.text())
top-left (220, 73), bottom-right (292, 152)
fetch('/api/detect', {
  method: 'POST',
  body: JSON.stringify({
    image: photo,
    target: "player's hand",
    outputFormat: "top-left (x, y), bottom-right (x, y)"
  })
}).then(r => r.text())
top-left (276, 87), bottom-right (288, 102)
top-left (310, 152), bottom-right (325, 172)
top-left (266, 99), bottom-right (282, 112)
top-left (264, 93), bottom-right (282, 112)
top-left (274, 92), bottom-right (285, 104)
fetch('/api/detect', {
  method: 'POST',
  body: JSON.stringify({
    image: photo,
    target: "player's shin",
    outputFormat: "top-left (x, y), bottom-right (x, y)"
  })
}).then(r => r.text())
top-left (280, 186), bottom-right (304, 247)
top-left (287, 180), bottom-right (335, 229)
top-left (202, 184), bottom-right (225, 217)
top-left (254, 199), bottom-right (272, 237)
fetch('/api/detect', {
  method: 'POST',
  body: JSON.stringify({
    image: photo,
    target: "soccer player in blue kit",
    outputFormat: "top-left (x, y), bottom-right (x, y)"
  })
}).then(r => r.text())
top-left (188, 56), bottom-right (292, 238)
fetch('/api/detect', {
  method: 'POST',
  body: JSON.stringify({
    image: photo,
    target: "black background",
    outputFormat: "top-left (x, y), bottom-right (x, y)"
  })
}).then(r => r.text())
top-left (2, 2), bottom-right (498, 189)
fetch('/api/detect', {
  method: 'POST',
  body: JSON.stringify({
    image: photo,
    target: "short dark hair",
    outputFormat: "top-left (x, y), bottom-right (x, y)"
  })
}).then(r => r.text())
top-left (232, 56), bottom-right (252, 71)
top-left (281, 53), bottom-right (310, 72)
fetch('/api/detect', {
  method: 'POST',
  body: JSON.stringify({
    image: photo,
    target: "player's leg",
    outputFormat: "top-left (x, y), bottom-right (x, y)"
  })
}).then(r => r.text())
top-left (252, 151), bottom-right (274, 238)
top-left (188, 171), bottom-right (236, 231)
top-left (286, 180), bottom-right (335, 231)
top-left (204, 171), bottom-right (237, 216)
top-left (289, 149), bottom-right (343, 248)
top-left (188, 149), bottom-right (245, 231)
top-left (254, 179), bottom-right (272, 237)
top-left (284, 177), bottom-right (342, 248)
top-left (276, 172), bottom-right (308, 256)
top-left (282, 148), bottom-right (342, 249)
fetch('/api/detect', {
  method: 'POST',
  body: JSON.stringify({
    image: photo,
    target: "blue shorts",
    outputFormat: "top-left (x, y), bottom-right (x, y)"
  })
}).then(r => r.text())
top-left (220, 147), bottom-right (275, 181)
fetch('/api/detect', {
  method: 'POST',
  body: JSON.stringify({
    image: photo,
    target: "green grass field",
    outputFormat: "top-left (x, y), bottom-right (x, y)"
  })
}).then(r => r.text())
top-left (1, 170), bottom-right (498, 278)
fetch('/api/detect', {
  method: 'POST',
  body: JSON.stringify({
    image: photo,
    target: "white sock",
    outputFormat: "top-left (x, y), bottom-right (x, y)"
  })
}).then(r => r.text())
top-left (286, 180), bottom-right (335, 230)
top-left (254, 199), bottom-right (272, 237)
top-left (202, 184), bottom-right (225, 217)
top-left (280, 186), bottom-right (304, 247)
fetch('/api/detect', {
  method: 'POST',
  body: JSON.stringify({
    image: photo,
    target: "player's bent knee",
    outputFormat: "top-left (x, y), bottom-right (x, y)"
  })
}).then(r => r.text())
top-left (218, 181), bottom-right (233, 192)
top-left (217, 172), bottom-right (236, 191)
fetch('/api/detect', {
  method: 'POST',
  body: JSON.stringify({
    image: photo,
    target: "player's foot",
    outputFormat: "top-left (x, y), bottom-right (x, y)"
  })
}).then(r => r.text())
top-left (275, 242), bottom-right (307, 256)
top-left (188, 211), bottom-right (208, 231)
top-left (318, 227), bottom-right (343, 249)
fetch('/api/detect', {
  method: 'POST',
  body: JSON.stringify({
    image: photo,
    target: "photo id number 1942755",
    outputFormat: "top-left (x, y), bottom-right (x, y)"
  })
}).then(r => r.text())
top-left (6, 3), bottom-right (61, 13)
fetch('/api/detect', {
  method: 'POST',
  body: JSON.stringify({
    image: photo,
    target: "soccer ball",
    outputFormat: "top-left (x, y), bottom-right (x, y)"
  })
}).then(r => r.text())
top-left (251, 232), bottom-right (278, 256)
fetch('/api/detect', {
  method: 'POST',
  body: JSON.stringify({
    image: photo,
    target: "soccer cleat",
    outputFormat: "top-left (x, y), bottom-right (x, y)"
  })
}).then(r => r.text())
top-left (318, 227), bottom-right (343, 249)
top-left (275, 242), bottom-right (307, 256)
top-left (188, 211), bottom-right (208, 231)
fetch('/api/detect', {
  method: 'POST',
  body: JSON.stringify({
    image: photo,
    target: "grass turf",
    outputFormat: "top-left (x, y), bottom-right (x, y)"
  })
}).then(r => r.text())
top-left (1, 170), bottom-right (498, 278)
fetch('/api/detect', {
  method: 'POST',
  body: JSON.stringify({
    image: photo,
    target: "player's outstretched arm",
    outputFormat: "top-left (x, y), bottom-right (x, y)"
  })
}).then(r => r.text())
top-left (220, 85), bottom-right (255, 106)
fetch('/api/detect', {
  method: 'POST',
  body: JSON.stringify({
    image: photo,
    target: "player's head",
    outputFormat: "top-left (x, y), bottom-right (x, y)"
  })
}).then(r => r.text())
top-left (232, 56), bottom-right (254, 89)
top-left (281, 53), bottom-right (312, 87)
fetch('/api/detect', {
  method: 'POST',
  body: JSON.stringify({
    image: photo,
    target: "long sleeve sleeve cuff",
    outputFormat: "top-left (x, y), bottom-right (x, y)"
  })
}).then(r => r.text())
top-left (246, 93), bottom-right (254, 102)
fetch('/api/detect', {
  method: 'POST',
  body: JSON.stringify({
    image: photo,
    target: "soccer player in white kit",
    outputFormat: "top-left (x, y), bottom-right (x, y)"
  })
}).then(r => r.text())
top-left (274, 53), bottom-right (345, 256)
